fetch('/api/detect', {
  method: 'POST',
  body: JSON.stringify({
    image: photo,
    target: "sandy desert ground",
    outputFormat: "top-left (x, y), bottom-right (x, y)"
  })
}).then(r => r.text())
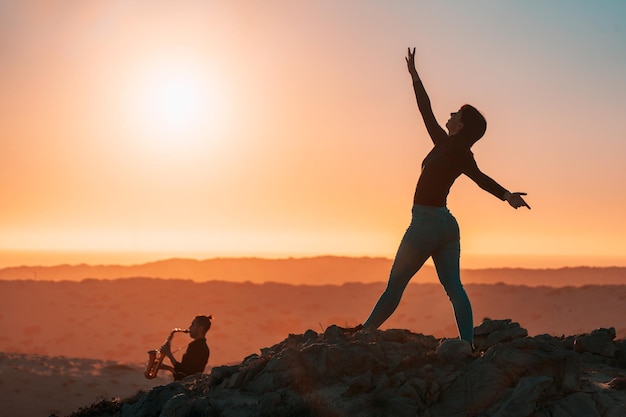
top-left (2, 279), bottom-right (626, 367)
top-left (0, 351), bottom-right (170, 417)
top-left (1, 262), bottom-right (625, 416)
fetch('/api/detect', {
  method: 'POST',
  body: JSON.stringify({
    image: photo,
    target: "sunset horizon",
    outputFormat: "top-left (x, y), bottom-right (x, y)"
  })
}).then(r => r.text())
top-left (1, 248), bottom-right (625, 271)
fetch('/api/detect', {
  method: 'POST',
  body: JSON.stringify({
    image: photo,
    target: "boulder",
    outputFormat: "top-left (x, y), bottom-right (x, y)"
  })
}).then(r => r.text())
top-left (474, 318), bottom-right (529, 351)
top-left (435, 339), bottom-right (473, 362)
top-left (574, 327), bottom-right (616, 357)
top-left (121, 382), bottom-right (186, 417)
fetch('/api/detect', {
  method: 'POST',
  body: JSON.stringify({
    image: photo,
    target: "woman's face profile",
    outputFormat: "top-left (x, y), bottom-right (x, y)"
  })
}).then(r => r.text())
top-left (446, 109), bottom-right (464, 135)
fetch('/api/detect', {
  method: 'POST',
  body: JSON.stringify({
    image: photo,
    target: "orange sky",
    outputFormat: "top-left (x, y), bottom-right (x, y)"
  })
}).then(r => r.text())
top-left (1, 1), bottom-right (626, 269)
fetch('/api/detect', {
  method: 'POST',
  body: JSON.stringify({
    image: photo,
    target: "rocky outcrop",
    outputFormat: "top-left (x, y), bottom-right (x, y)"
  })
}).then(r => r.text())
top-left (71, 319), bottom-right (626, 417)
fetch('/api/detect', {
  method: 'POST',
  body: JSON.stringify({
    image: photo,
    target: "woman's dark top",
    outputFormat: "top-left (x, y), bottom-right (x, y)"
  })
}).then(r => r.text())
top-left (174, 337), bottom-right (209, 380)
top-left (413, 136), bottom-right (508, 207)
top-left (411, 80), bottom-right (508, 207)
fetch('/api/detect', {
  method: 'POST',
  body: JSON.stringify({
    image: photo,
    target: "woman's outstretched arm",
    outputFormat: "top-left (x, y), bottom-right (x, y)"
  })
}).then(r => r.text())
top-left (464, 159), bottom-right (531, 209)
top-left (406, 47), bottom-right (448, 145)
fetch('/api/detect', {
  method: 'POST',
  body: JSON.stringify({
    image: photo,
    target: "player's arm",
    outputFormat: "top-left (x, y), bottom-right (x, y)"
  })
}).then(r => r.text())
top-left (160, 342), bottom-right (179, 368)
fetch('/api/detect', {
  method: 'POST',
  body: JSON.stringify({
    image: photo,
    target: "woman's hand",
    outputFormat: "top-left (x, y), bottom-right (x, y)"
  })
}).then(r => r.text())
top-left (405, 47), bottom-right (418, 78)
top-left (504, 192), bottom-right (531, 209)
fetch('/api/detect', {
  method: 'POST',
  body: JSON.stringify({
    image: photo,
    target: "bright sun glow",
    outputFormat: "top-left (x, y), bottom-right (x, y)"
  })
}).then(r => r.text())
top-left (123, 55), bottom-right (230, 156)
top-left (146, 74), bottom-right (204, 133)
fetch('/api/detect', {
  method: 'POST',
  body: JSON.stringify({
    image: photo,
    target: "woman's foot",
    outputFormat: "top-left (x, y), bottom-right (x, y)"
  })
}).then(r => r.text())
top-left (337, 324), bottom-right (363, 334)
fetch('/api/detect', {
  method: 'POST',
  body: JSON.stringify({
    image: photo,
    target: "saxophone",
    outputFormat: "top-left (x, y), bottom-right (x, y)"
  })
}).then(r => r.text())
top-left (144, 328), bottom-right (190, 379)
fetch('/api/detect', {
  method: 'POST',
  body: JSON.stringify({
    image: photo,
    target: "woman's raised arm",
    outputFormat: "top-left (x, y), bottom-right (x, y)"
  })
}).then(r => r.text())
top-left (406, 47), bottom-right (447, 144)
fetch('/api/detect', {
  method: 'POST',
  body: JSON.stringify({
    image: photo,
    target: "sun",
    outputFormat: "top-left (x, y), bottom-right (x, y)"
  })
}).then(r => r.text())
top-left (146, 73), bottom-right (205, 133)
top-left (123, 56), bottom-right (229, 155)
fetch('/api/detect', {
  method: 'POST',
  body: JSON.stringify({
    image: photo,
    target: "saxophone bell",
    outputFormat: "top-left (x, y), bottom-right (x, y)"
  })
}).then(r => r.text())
top-left (144, 328), bottom-right (189, 379)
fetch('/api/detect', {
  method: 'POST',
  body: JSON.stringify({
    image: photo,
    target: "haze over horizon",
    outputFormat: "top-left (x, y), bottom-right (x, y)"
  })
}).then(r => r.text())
top-left (1, 250), bottom-right (626, 271)
top-left (2, 1), bottom-right (626, 271)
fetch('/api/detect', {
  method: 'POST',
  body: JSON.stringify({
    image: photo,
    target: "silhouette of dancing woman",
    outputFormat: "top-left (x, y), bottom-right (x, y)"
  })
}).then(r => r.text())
top-left (361, 48), bottom-right (530, 345)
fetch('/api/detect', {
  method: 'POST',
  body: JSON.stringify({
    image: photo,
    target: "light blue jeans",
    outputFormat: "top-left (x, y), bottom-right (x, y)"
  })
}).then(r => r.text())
top-left (363, 204), bottom-right (474, 343)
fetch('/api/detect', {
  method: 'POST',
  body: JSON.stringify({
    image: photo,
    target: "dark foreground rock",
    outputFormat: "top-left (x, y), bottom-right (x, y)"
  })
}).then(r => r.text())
top-left (68, 319), bottom-right (626, 417)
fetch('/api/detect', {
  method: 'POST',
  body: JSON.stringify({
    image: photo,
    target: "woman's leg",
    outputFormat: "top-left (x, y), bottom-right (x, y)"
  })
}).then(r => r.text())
top-left (363, 224), bottom-right (431, 330)
top-left (432, 239), bottom-right (474, 343)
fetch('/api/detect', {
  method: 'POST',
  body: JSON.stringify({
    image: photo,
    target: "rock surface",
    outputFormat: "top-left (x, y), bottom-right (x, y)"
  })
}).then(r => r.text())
top-left (69, 319), bottom-right (626, 417)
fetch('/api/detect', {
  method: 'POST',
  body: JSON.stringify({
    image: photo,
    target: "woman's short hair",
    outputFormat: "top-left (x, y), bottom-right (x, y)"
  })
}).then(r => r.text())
top-left (460, 104), bottom-right (487, 142)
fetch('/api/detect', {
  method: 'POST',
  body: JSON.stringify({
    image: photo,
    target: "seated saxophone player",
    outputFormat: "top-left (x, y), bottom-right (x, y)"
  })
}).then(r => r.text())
top-left (160, 315), bottom-right (212, 380)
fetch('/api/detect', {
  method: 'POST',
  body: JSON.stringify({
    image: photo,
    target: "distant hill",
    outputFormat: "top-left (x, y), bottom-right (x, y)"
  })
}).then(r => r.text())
top-left (0, 256), bottom-right (625, 286)
top-left (0, 256), bottom-right (393, 284)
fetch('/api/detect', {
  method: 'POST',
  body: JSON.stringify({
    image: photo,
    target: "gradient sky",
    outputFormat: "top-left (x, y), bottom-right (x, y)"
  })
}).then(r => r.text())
top-left (1, 1), bottom-right (625, 268)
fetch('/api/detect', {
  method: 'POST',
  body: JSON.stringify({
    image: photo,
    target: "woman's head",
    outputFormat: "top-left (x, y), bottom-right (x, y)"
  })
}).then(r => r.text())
top-left (460, 104), bottom-right (487, 142)
top-left (447, 104), bottom-right (487, 143)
